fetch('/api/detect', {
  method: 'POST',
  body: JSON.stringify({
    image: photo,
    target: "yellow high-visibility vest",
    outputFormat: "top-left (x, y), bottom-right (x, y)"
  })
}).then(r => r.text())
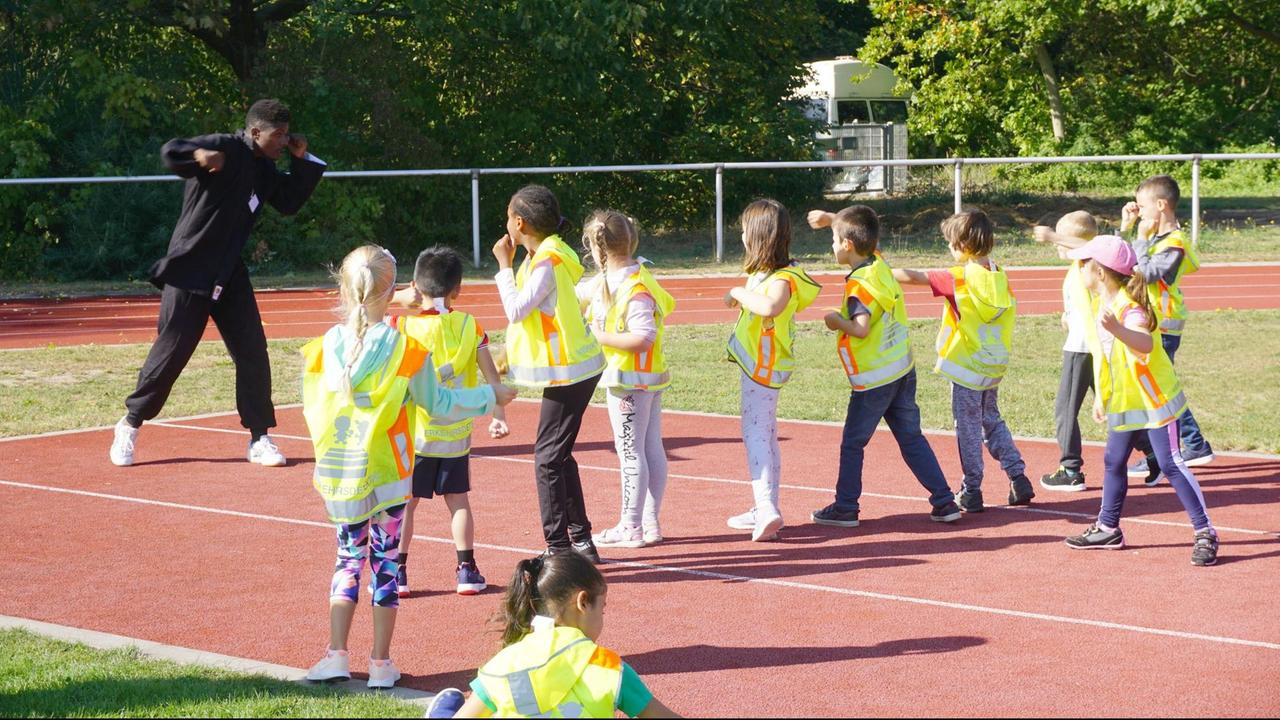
top-left (477, 625), bottom-right (623, 718)
top-left (506, 235), bottom-right (605, 388)
top-left (934, 262), bottom-right (1016, 390)
top-left (1064, 261), bottom-right (1102, 356)
top-left (1144, 228), bottom-right (1200, 336)
top-left (301, 333), bottom-right (423, 524)
top-left (396, 311), bottom-right (480, 458)
top-left (835, 256), bottom-right (914, 391)
top-left (1094, 290), bottom-right (1187, 431)
top-left (727, 266), bottom-right (822, 388)
top-left (590, 265), bottom-right (676, 391)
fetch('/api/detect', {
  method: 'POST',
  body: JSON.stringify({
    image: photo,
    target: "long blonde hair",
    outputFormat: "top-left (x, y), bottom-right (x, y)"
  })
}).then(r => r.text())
top-left (335, 244), bottom-right (397, 401)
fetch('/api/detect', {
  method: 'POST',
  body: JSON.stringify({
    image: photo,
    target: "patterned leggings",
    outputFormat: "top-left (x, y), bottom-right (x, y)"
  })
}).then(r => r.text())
top-left (330, 504), bottom-right (406, 609)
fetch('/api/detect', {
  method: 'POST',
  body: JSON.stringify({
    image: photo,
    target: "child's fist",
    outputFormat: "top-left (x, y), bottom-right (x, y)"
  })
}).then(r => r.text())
top-left (492, 234), bottom-right (517, 267)
top-left (723, 290), bottom-right (740, 309)
top-left (823, 311), bottom-right (844, 331)
top-left (1099, 309), bottom-right (1122, 336)
top-left (807, 210), bottom-right (833, 229)
top-left (1032, 226), bottom-right (1054, 244)
top-left (488, 417), bottom-right (510, 439)
top-left (392, 285), bottom-right (421, 308)
top-left (1092, 397), bottom-right (1106, 424)
top-left (493, 383), bottom-right (518, 406)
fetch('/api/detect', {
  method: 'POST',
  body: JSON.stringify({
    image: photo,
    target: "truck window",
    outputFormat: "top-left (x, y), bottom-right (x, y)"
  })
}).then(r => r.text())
top-left (836, 100), bottom-right (871, 124)
top-left (795, 98), bottom-right (829, 124)
top-left (870, 100), bottom-right (908, 124)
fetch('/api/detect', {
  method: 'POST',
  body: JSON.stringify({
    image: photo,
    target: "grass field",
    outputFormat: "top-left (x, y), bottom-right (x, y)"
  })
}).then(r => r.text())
top-left (3, 311), bottom-right (1277, 453)
top-left (0, 629), bottom-right (421, 718)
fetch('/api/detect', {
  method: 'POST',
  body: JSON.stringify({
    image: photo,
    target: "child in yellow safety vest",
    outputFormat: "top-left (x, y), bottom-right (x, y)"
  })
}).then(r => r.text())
top-left (301, 245), bottom-right (516, 689)
top-left (1062, 235), bottom-right (1218, 566)
top-left (1120, 174), bottom-right (1215, 482)
top-left (389, 246), bottom-right (511, 598)
top-left (576, 210), bottom-right (676, 549)
top-left (893, 209), bottom-right (1035, 512)
top-left (493, 185), bottom-right (607, 562)
top-left (1032, 211), bottom-right (1100, 492)
top-left (806, 206), bottom-right (963, 528)
top-left (424, 552), bottom-right (681, 719)
top-left (723, 199), bottom-right (822, 542)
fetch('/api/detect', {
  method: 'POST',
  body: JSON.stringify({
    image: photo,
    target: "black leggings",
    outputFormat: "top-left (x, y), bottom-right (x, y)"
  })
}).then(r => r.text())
top-left (534, 374), bottom-right (601, 550)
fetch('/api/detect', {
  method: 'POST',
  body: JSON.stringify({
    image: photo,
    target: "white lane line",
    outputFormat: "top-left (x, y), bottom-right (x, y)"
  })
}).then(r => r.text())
top-left (147, 420), bottom-right (1277, 538)
top-left (2, 478), bottom-right (1277, 652)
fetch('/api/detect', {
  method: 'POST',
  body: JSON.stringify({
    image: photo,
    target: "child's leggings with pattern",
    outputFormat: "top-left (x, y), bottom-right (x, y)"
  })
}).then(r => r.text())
top-left (330, 504), bottom-right (406, 609)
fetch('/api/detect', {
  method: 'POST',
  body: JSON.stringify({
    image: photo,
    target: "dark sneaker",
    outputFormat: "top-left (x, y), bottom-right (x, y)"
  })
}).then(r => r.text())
top-left (571, 539), bottom-right (602, 565)
top-left (456, 561), bottom-right (487, 595)
top-left (930, 501), bottom-right (962, 523)
top-left (1191, 530), bottom-right (1219, 566)
top-left (1040, 467), bottom-right (1086, 492)
top-left (426, 688), bottom-right (466, 718)
top-left (956, 487), bottom-right (984, 513)
top-left (1008, 474), bottom-right (1035, 506)
top-left (1183, 446), bottom-right (1216, 468)
top-left (1127, 455), bottom-right (1151, 478)
top-left (1065, 524), bottom-right (1125, 550)
top-left (1143, 460), bottom-right (1162, 488)
top-left (396, 562), bottom-right (409, 599)
top-left (811, 503), bottom-right (860, 527)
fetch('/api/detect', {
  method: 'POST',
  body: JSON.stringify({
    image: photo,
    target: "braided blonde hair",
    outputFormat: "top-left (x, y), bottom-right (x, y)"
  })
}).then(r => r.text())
top-left (335, 244), bottom-right (397, 402)
top-left (582, 210), bottom-right (639, 307)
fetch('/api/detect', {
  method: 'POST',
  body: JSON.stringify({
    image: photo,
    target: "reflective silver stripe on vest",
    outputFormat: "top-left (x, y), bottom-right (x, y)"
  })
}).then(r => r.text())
top-left (417, 435), bottom-right (472, 457)
top-left (847, 352), bottom-right (914, 389)
top-left (322, 476), bottom-right (411, 524)
top-left (1160, 317), bottom-right (1186, 334)
top-left (508, 353), bottom-right (605, 386)
top-left (1108, 391), bottom-right (1188, 429)
top-left (601, 368), bottom-right (671, 388)
top-left (935, 358), bottom-right (1001, 389)
top-left (480, 637), bottom-right (594, 716)
top-left (727, 334), bottom-right (791, 386)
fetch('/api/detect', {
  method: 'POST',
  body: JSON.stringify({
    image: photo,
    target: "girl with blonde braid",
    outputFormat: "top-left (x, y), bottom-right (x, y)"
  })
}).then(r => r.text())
top-left (301, 245), bottom-right (515, 688)
top-left (577, 211), bottom-right (676, 548)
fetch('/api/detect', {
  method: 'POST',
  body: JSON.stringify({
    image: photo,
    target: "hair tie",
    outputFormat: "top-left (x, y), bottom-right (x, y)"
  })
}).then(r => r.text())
top-left (557, 216), bottom-right (569, 232)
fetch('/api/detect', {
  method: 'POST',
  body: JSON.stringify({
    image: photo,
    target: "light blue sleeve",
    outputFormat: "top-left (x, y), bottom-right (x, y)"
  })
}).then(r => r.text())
top-left (407, 352), bottom-right (496, 423)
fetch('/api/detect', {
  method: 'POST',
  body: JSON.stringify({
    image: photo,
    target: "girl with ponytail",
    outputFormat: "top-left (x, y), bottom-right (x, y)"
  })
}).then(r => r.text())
top-left (301, 245), bottom-right (516, 689)
top-left (426, 552), bottom-right (680, 718)
top-left (1062, 236), bottom-right (1218, 567)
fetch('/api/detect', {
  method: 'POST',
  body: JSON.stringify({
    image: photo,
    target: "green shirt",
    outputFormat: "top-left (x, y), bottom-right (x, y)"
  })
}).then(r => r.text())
top-left (470, 660), bottom-right (653, 717)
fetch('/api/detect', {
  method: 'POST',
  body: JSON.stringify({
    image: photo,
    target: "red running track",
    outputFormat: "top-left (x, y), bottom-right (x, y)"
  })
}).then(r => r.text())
top-left (2, 401), bottom-right (1277, 716)
top-left (2, 265), bottom-right (1279, 349)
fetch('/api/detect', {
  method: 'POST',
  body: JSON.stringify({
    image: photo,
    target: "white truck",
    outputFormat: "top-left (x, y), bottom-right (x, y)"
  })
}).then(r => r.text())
top-left (795, 57), bottom-right (911, 194)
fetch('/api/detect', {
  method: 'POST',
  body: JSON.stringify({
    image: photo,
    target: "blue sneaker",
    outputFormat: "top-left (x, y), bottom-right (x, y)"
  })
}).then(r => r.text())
top-left (426, 688), bottom-right (466, 718)
top-left (1127, 456), bottom-right (1150, 478)
top-left (456, 561), bottom-right (486, 596)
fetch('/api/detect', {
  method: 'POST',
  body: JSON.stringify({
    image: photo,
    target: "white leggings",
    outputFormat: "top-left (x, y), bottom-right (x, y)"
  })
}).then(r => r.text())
top-left (740, 372), bottom-right (782, 517)
top-left (606, 388), bottom-right (668, 528)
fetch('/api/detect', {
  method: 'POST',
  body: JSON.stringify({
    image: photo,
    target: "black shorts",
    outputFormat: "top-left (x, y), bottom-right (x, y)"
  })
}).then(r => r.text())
top-left (411, 454), bottom-right (471, 499)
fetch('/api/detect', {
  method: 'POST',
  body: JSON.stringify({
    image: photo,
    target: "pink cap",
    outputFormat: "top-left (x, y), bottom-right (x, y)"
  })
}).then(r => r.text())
top-left (1067, 235), bottom-right (1136, 275)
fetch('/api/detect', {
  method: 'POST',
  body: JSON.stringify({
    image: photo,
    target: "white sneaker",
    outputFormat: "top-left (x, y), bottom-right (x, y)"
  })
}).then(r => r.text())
top-left (247, 435), bottom-right (287, 466)
top-left (642, 520), bottom-right (663, 545)
top-left (726, 508), bottom-right (757, 530)
top-left (752, 511), bottom-right (784, 542)
top-left (305, 649), bottom-right (351, 681)
top-left (367, 657), bottom-right (401, 689)
top-left (593, 524), bottom-right (646, 549)
top-left (109, 417), bottom-right (138, 467)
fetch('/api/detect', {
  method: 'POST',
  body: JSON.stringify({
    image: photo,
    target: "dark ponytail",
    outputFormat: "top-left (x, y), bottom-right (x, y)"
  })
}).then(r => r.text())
top-left (501, 552), bottom-right (606, 646)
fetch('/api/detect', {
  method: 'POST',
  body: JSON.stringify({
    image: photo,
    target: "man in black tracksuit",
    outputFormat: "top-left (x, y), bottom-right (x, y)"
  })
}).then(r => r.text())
top-left (110, 99), bottom-right (326, 467)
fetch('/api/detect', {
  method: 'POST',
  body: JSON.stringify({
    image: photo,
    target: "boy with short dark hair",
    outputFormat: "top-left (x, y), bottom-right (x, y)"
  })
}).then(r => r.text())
top-left (391, 246), bottom-right (510, 596)
top-left (806, 207), bottom-right (962, 527)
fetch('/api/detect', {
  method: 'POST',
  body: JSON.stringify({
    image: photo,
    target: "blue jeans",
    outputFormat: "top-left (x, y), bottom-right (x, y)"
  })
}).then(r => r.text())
top-left (833, 370), bottom-right (955, 513)
top-left (1134, 333), bottom-right (1211, 460)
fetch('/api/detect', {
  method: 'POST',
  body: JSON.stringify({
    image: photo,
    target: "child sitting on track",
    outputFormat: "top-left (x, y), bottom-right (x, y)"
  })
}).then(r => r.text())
top-left (577, 210), bottom-right (676, 549)
top-left (300, 245), bottom-right (514, 688)
top-left (425, 552), bottom-right (681, 718)
top-left (390, 246), bottom-right (511, 598)
top-left (1032, 211), bottom-right (1100, 491)
top-left (724, 199), bottom-right (822, 542)
top-left (1062, 235), bottom-right (1218, 566)
top-left (894, 209), bottom-right (1035, 512)
top-left (807, 206), bottom-right (962, 527)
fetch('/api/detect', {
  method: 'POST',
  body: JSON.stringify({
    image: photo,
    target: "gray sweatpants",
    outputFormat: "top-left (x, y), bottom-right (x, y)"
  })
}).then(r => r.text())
top-left (951, 383), bottom-right (1026, 491)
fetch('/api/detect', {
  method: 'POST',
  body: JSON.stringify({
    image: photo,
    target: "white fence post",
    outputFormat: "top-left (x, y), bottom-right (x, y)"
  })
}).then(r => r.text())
top-left (471, 170), bottom-right (481, 269)
top-left (715, 163), bottom-right (725, 263)
top-left (953, 159), bottom-right (963, 214)
top-left (1191, 155), bottom-right (1201, 248)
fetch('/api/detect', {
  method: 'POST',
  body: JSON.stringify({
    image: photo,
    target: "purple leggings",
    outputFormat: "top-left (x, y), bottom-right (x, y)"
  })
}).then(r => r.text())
top-left (330, 504), bottom-right (405, 609)
top-left (1101, 420), bottom-right (1211, 532)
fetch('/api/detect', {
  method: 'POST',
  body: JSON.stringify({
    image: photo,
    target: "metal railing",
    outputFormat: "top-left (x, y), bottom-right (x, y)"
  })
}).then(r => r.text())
top-left (4, 152), bottom-right (1278, 267)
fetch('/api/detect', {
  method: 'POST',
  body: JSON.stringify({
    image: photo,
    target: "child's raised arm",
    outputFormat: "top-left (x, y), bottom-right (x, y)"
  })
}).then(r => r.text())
top-left (824, 311), bottom-right (872, 339)
top-left (1033, 226), bottom-right (1088, 251)
top-left (726, 278), bottom-right (791, 318)
top-left (892, 267), bottom-right (929, 286)
top-left (1098, 308), bottom-right (1154, 355)
top-left (807, 210), bottom-right (836, 229)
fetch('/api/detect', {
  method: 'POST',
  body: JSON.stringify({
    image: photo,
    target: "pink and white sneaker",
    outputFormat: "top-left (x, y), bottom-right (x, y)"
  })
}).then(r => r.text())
top-left (593, 524), bottom-right (646, 549)
top-left (305, 649), bottom-right (350, 682)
